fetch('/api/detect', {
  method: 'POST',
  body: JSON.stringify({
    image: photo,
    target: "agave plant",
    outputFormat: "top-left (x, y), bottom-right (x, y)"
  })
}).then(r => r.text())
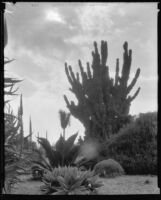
top-left (41, 166), bottom-right (103, 195)
top-left (31, 133), bottom-right (79, 179)
top-left (38, 132), bottom-right (79, 167)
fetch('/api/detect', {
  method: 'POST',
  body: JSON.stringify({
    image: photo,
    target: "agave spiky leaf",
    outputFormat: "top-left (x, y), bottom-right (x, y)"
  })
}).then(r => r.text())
top-left (63, 132), bottom-right (78, 164)
top-left (32, 149), bottom-right (53, 171)
top-left (55, 135), bottom-right (65, 153)
top-left (42, 166), bottom-right (102, 195)
top-left (64, 132), bottom-right (78, 153)
top-left (37, 137), bottom-right (62, 167)
top-left (65, 145), bottom-right (80, 165)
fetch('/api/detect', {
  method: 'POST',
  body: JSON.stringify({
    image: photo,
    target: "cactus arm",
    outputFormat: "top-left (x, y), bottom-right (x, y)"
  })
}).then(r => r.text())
top-left (64, 41), bottom-right (141, 140)
top-left (128, 87), bottom-right (141, 102)
top-left (127, 68), bottom-right (140, 94)
top-left (115, 59), bottom-right (119, 86)
top-left (101, 40), bottom-right (108, 66)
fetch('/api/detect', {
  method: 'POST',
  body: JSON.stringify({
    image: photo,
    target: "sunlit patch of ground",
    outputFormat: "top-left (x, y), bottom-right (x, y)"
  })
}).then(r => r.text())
top-left (11, 174), bottom-right (160, 195)
top-left (97, 175), bottom-right (160, 194)
top-left (11, 175), bottom-right (44, 195)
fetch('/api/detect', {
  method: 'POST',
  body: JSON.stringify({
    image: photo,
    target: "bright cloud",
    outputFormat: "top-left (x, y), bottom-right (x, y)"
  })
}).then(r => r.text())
top-left (45, 9), bottom-right (65, 24)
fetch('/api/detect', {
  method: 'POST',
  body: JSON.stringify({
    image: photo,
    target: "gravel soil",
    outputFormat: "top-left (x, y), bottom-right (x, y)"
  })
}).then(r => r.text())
top-left (11, 174), bottom-right (160, 195)
top-left (97, 175), bottom-right (160, 194)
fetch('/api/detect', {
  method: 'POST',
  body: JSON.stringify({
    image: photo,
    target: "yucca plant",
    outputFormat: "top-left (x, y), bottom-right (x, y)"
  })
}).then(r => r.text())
top-left (41, 166), bottom-right (103, 195)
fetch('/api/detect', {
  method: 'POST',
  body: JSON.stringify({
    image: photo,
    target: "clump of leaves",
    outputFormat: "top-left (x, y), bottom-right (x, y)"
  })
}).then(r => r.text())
top-left (31, 133), bottom-right (79, 179)
top-left (41, 166), bottom-right (103, 195)
top-left (38, 132), bottom-right (79, 167)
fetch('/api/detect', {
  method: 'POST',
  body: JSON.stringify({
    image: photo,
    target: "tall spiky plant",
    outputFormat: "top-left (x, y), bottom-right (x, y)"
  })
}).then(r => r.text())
top-left (18, 94), bottom-right (24, 155)
top-left (29, 116), bottom-right (33, 151)
top-left (59, 110), bottom-right (70, 140)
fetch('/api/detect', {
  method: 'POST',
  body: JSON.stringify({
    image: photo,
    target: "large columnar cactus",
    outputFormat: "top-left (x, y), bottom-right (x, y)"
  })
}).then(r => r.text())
top-left (64, 41), bottom-right (140, 141)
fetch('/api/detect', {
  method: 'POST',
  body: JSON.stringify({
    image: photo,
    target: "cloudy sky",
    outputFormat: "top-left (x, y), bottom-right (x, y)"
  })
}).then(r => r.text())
top-left (4, 2), bottom-right (158, 144)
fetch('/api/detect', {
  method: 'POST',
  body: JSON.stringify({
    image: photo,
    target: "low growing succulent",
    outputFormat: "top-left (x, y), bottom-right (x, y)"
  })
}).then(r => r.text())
top-left (41, 166), bottom-right (103, 195)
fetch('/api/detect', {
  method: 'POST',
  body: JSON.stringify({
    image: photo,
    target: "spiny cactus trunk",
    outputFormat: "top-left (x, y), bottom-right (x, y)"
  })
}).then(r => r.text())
top-left (64, 41), bottom-right (140, 141)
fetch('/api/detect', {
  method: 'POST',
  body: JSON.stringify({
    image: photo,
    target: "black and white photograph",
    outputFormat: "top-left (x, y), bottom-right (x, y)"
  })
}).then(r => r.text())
top-left (3, 2), bottom-right (159, 195)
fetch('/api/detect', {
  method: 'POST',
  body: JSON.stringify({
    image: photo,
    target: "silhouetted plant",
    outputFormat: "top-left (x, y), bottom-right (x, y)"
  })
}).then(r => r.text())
top-left (4, 15), bottom-right (23, 194)
top-left (104, 112), bottom-right (157, 174)
top-left (59, 110), bottom-right (70, 140)
top-left (64, 41), bottom-right (140, 141)
top-left (31, 133), bottom-right (79, 179)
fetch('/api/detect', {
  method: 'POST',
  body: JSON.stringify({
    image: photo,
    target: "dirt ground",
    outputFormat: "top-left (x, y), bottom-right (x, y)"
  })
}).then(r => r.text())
top-left (11, 174), bottom-right (160, 195)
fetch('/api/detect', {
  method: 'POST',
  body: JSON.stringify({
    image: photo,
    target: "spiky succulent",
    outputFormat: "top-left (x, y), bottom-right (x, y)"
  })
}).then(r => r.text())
top-left (41, 166), bottom-right (103, 195)
top-left (33, 132), bottom-right (79, 169)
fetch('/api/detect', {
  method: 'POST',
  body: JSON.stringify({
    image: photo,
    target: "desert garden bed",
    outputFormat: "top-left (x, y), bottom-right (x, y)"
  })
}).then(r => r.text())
top-left (11, 174), bottom-right (160, 195)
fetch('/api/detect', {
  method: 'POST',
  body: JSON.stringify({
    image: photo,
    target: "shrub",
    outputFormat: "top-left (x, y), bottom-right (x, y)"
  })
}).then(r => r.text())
top-left (104, 112), bottom-right (157, 175)
top-left (94, 159), bottom-right (124, 178)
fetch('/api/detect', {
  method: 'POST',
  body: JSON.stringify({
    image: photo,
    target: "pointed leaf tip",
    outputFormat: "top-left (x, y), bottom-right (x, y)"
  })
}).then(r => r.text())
top-left (123, 41), bottom-right (128, 50)
top-left (94, 41), bottom-right (97, 48)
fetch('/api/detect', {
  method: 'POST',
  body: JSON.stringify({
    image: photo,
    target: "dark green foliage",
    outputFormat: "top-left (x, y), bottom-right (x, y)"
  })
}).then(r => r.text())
top-left (5, 98), bottom-right (24, 167)
top-left (104, 112), bottom-right (157, 175)
top-left (34, 132), bottom-right (79, 172)
top-left (4, 16), bottom-right (25, 193)
top-left (4, 77), bottom-right (21, 98)
top-left (41, 166), bottom-right (103, 195)
top-left (59, 110), bottom-right (70, 130)
top-left (37, 137), bottom-right (62, 168)
top-left (94, 159), bottom-right (124, 178)
top-left (64, 41), bottom-right (140, 141)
